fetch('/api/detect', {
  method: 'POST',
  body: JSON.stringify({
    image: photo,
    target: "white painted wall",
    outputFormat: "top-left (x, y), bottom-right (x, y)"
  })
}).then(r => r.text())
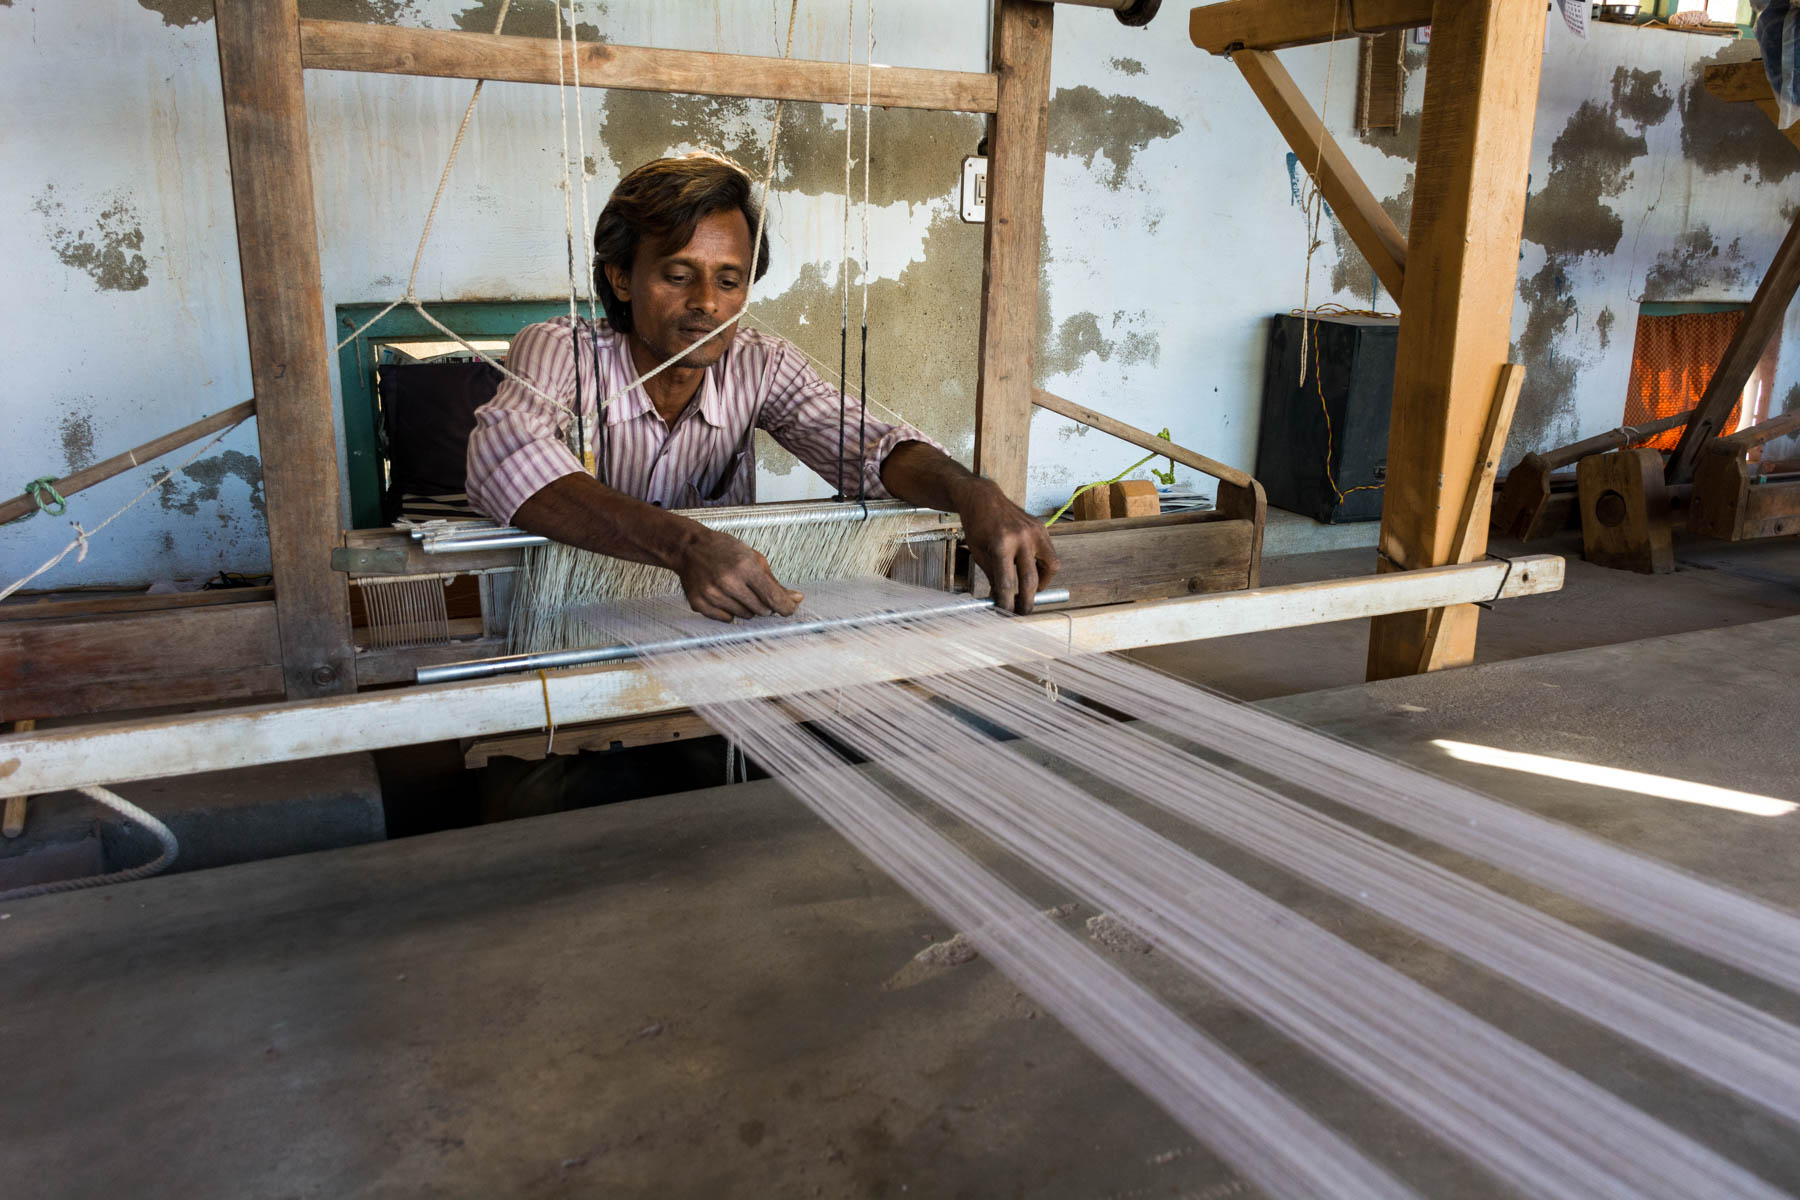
top-left (3, 1), bottom-right (1794, 592)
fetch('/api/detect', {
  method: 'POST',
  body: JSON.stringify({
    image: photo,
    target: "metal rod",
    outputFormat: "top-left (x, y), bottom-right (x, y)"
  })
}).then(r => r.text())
top-left (418, 502), bottom-right (947, 555)
top-left (415, 588), bottom-right (1073, 684)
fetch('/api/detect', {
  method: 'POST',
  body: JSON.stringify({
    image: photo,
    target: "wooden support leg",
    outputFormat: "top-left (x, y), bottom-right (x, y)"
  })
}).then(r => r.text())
top-left (1578, 448), bottom-right (1674, 575)
top-left (1415, 363), bottom-right (1524, 673)
top-left (215, 0), bottom-right (356, 698)
top-left (974, 0), bottom-right (1054, 504)
top-left (2, 720), bottom-right (30, 838)
top-left (1366, 0), bottom-right (1547, 682)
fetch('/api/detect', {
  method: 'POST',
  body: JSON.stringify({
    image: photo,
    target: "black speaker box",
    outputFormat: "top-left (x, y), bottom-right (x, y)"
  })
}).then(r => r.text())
top-left (1255, 312), bottom-right (1397, 524)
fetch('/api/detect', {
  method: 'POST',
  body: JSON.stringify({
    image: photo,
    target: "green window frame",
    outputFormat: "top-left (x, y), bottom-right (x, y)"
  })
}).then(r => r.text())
top-left (335, 300), bottom-right (573, 529)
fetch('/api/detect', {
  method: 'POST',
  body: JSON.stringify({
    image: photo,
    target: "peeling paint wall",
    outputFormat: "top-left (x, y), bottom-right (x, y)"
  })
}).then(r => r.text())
top-left (5, 4), bottom-right (1798, 590)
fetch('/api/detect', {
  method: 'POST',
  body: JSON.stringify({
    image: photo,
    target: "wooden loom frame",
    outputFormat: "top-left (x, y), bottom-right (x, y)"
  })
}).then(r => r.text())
top-left (4, 0), bottom-right (1579, 789)
top-left (1192, 0), bottom-right (1548, 678)
top-left (6, 0), bottom-right (1275, 724)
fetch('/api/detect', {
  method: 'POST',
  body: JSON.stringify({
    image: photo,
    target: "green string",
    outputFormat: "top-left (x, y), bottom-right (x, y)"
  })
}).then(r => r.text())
top-left (1044, 427), bottom-right (1179, 526)
top-left (11, 478), bottom-right (67, 523)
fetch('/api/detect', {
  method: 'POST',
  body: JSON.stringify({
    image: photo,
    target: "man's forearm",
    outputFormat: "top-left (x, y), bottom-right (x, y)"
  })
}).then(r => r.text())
top-left (877, 440), bottom-right (990, 513)
top-left (511, 472), bottom-right (705, 570)
top-left (879, 439), bottom-right (1060, 614)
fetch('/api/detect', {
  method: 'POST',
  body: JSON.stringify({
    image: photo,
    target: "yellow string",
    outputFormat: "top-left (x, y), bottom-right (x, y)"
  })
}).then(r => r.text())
top-left (539, 668), bottom-right (557, 757)
top-left (1292, 308), bottom-right (1388, 505)
top-left (1045, 451), bottom-right (1158, 526)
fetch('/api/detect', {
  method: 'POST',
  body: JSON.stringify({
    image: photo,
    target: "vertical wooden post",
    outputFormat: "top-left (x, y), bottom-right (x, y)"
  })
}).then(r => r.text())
top-left (974, 0), bottom-right (1054, 503)
top-left (215, 0), bottom-right (355, 698)
top-left (1366, 0), bottom-right (1546, 681)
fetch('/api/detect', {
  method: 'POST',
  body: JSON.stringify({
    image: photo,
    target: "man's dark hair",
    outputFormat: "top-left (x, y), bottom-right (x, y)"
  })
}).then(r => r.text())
top-left (593, 152), bottom-right (772, 333)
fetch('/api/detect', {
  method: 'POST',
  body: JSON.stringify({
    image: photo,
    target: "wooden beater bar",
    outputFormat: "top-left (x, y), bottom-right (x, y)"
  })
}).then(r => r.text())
top-left (0, 555), bottom-right (1564, 802)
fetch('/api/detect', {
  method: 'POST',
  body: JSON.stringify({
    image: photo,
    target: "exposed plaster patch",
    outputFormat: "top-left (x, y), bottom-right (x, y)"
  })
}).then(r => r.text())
top-left (1508, 262), bottom-right (1582, 459)
top-left (1642, 226), bottom-right (1751, 301)
top-left (1057, 423), bottom-right (1090, 441)
top-left (1596, 306), bottom-right (1615, 352)
top-left (1108, 57), bottom-right (1147, 77)
top-left (1046, 86), bottom-right (1181, 190)
top-left (1511, 68), bottom-right (1669, 456)
top-left (749, 208), bottom-right (983, 477)
top-left (157, 450), bottom-right (267, 530)
top-left (1680, 47), bottom-right (1799, 184)
top-left (451, 0), bottom-right (605, 40)
top-left (596, 92), bottom-right (980, 209)
top-left (1611, 67), bottom-right (1674, 128)
top-left (59, 412), bottom-right (96, 474)
top-left (1329, 175), bottom-right (1412, 306)
top-left (1037, 311), bottom-right (1160, 380)
top-left (32, 186), bottom-right (150, 293)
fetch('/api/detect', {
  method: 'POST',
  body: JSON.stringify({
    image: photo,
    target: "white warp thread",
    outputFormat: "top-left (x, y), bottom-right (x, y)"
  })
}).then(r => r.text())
top-left (571, 580), bottom-right (1800, 1199)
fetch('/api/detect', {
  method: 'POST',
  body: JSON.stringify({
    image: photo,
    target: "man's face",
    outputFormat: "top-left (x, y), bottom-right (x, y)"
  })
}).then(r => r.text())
top-left (605, 207), bottom-right (752, 371)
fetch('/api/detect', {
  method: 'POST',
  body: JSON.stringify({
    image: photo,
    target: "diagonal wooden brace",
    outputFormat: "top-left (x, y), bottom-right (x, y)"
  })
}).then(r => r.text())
top-left (1231, 49), bottom-right (1408, 303)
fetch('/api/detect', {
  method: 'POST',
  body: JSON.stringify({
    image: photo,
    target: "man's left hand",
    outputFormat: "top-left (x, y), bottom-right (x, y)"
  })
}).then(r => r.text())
top-left (958, 480), bottom-right (1060, 615)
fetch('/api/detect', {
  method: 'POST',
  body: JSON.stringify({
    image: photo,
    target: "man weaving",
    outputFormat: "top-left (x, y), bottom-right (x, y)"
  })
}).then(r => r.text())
top-left (467, 153), bottom-right (1058, 620)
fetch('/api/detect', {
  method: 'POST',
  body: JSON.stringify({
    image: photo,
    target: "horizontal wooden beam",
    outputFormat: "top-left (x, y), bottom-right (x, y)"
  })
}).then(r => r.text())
top-left (299, 19), bottom-right (999, 113)
top-left (1189, 0), bottom-right (1432, 54)
top-left (1706, 59), bottom-right (1773, 105)
top-left (1231, 49), bottom-right (1407, 300)
top-left (0, 603), bottom-right (284, 722)
top-left (0, 400), bottom-right (256, 527)
top-left (0, 585), bottom-right (274, 624)
top-left (1033, 388), bottom-right (1253, 488)
top-left (0, 555), bottom-right (1562, 799)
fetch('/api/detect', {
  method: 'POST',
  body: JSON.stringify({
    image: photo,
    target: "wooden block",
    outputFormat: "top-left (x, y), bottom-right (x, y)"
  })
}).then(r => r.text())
top-left (1578, 448), bottom-right (1674, 574)
top-left (1020, 513), bottom-right (1255, 606)
top-left (1069, 486), bottom-right (1114, 522)
top-left (1109, 479), bottom-right (1161, 519)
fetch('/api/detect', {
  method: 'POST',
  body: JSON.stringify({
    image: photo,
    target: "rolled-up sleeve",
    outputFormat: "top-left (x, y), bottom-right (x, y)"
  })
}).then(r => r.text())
top-left (755, 341), bottom-right (945, 500)
top-left (466, 322), bottom-right (588, 523)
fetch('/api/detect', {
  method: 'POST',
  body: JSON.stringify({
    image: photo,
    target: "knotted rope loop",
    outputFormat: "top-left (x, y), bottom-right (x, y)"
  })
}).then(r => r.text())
top-left (20, 477), bottom-right (67, 520)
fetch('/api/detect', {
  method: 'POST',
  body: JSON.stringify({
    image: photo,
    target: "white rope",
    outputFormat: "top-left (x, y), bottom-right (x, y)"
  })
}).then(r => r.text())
top-left (0, 415), bottom-right (251, 603)
top-left (589, 0), bottom-right (801, 419)
top-left (1295, 0), bottom-right (1341, 383)
top-left (0, 786), bottom-right (179, 901)
top-left (334, 0), bottom-right (514, 355)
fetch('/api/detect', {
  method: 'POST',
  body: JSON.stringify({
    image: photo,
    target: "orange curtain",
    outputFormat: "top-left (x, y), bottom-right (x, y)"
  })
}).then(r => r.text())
top-left (1622, 311), bottom-right (1744, 449)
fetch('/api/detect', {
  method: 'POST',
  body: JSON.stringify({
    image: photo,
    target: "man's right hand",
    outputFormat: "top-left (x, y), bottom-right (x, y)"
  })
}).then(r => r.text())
top-left (675, 527), bottom-right (804, 622)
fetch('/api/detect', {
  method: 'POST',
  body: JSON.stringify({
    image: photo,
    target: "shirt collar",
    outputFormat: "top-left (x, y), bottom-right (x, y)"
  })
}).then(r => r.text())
top-left (601, 331), bottom-right (729, 429)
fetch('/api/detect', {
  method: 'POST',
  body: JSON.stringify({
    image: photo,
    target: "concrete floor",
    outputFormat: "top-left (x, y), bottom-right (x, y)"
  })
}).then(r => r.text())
top-left (4, 536), bottom-right (1800, 1197)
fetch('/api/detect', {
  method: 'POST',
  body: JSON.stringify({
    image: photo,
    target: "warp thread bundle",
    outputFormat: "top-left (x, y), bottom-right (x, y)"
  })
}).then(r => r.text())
top-left (577, 581), bottom-right (1800, 1200)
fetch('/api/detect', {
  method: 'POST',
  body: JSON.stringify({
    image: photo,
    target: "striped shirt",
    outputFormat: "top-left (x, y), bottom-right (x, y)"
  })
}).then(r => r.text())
top-left (465, 316), bottom-right (938, 522)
